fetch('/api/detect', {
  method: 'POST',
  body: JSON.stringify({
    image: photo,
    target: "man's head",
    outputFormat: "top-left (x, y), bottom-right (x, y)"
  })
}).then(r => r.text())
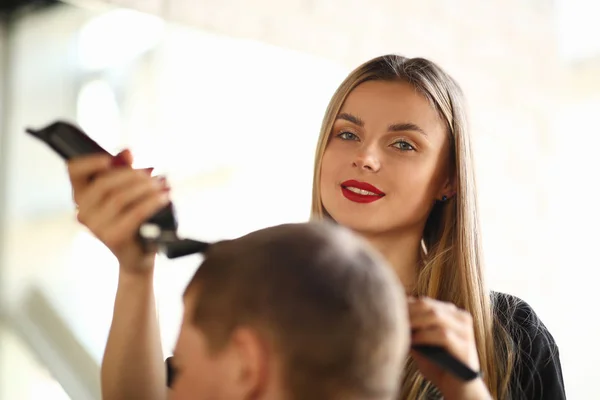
top-left (169, 221), bottom-right (409, 400)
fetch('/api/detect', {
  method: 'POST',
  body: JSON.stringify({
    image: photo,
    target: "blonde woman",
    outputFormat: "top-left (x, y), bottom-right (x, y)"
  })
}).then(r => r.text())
top-left (68, 54), bottom-right (565, 400)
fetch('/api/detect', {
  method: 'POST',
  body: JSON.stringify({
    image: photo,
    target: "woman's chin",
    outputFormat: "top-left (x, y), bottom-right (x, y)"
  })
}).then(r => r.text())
top-left (326, 211), bottom-right (386, 235)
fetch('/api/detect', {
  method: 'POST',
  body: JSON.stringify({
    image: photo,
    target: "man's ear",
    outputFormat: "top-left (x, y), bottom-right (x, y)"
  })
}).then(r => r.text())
top-left (228, 327), bottom-right (269, 398)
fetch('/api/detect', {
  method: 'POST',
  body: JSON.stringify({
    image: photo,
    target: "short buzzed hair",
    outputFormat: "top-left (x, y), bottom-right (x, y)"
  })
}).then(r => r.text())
top-left (185, 221), bottom-right (409, 400)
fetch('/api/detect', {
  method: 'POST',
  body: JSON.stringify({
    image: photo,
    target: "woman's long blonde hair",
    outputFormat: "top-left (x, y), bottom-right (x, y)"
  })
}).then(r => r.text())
top-left (310, 55), bottom-right (514, 399)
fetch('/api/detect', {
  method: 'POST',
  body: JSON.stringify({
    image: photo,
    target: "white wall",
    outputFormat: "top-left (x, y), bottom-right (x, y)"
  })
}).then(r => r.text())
top-left (0, 325), bottom-right (70, 400)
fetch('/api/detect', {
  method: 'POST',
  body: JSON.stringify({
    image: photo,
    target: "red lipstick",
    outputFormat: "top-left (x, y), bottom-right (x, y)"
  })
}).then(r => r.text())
top-left (340, 180), bottom-right (385, 204)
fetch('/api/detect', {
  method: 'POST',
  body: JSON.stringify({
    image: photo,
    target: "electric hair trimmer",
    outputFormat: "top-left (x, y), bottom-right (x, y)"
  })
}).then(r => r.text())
top-left (25, 120), bottom-right (209, 258)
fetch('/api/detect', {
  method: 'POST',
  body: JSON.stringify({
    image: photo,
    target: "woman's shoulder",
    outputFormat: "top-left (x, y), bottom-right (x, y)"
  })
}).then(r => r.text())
top-left (490, 291), bottom-right (566, 399)
top-left (491, 291), bottom-right (562, 356)
top-left (491, 291), bottom-right (550, 331)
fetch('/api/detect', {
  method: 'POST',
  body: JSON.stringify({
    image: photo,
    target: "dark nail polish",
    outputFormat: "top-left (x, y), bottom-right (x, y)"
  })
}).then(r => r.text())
top-left (111, 154), bottom-right (128, 167)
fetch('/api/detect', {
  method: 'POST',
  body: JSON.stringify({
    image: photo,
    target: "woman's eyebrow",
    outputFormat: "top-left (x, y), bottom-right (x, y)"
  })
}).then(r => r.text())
top-left (337, 112), bottom-right (428, 137)
top-left (388, 122), bottom-right (428, 137)
top-left (336, 112), bottom-right (364, 126)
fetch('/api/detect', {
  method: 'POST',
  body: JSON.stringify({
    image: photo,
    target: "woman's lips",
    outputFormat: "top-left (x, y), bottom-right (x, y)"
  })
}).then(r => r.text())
top-left (340, 180), bottom-right (385, 203)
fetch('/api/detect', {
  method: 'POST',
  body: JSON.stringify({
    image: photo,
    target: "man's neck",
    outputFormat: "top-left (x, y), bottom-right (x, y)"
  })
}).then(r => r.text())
top-left (359, 228), bottom-right (423, 293)
top-left (259, 359), bottom-right (289, 400)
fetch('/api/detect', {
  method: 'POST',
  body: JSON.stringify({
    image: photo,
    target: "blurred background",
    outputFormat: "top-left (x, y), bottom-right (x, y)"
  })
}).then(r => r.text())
top-left (0, 0), bottom-right (597, 398)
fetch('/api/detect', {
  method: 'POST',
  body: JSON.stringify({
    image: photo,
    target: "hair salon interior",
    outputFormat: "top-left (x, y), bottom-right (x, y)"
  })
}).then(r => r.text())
top-left (0, 0), bottom-right (598, 398)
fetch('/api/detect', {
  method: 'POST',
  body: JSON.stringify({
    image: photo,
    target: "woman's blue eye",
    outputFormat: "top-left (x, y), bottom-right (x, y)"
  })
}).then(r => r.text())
top-left (393, 140), bottom-right (415, 151)
top-left (337, 131), bottom-right (359, 140)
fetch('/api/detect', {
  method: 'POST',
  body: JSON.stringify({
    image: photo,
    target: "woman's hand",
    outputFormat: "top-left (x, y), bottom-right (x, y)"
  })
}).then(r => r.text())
top-left (68, 149), bottom-right (171, 273)
top-left (408, 296), bottom-right (491, 400)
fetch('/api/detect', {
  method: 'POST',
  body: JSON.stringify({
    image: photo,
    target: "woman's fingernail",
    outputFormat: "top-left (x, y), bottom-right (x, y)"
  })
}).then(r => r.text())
top-left (142, 167), bottom-right (154, 175)
top-left (111, 154), bottom-right (128, 167)
top-left (153, 176), bottom-right (171, 192)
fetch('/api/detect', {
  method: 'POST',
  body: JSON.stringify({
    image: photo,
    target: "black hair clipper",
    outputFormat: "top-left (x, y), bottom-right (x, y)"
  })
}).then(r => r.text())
top-left (25, 120), bottom-right (209, 258)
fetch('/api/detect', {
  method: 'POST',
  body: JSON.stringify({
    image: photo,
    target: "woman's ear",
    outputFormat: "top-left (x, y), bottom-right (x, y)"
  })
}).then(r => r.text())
top-left (438, 175), bottom-right (456, 201)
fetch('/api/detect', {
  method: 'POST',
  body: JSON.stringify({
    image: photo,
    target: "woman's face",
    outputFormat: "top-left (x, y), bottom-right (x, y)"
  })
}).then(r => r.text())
top-left (320, 80), bottom-right (453, 236)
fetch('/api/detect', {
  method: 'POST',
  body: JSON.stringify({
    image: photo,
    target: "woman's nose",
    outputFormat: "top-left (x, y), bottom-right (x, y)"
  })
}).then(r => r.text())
top-left (352, 148), bottom-right (381, 172)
